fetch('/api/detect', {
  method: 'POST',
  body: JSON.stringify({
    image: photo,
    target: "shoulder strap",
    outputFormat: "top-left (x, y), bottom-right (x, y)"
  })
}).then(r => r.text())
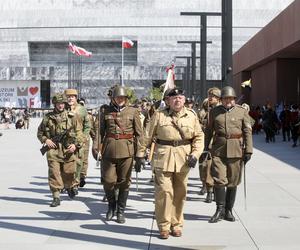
top-left (170, 116), bottom-right (186, 140)
top-left (111, 112), bottom-right (125, 132)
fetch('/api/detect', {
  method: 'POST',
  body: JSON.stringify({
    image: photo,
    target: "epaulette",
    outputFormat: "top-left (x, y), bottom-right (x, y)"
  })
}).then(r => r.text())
top-left (186, 108), bottom-right (197, 116)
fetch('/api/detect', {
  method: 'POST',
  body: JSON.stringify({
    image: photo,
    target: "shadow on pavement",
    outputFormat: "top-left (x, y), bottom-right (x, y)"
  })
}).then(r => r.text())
top-left (253, 134), bottom-right (300, 170)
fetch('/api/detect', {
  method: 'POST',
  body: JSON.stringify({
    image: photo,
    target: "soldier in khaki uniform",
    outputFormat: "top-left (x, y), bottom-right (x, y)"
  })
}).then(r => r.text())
top-left (204, 86), bottom-right (253, 223)
top-left (198, 87), bottom-right (221, 203)
top-left (78, 98), bottom-right (96, 187)
top-left (92, 85), bottom-right (144, 224)
top-left (64, 89), bottom-right (91, 192)
top-left (37, 94), bottom-right (84, 207)
top-left (141, 88), bottom-right (204, 239)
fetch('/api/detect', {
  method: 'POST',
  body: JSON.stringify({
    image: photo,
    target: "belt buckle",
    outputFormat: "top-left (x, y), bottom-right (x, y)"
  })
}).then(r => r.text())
top-left (115, 134), bottom-right (120, 140)
top-left (173, 141), bottom-right (179, 147)
top-left (226, 134), bottom-right (231, 139)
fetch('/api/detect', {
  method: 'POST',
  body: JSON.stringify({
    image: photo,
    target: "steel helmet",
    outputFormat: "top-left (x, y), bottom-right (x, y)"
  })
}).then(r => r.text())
top-left (112, 86), bottom-right (128, 98)
top-left (221, 86), bottom-right (236, 98)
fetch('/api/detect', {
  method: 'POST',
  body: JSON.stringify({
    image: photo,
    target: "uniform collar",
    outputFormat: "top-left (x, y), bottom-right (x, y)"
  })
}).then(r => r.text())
top-left (168, 106), bottom-right (188, 117)
top-left (221, 105), bottom-right (235, 112)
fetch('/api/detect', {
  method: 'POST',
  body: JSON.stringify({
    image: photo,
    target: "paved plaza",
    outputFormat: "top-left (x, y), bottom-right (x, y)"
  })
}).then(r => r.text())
top-left (0, 118), bottom-right (300, 250)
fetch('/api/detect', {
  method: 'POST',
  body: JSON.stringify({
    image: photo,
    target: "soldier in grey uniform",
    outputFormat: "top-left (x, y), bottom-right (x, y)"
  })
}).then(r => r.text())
top-left (92, 85), bottom-right (144, 224)
top-left (204, 86), bottom-right (253, 223)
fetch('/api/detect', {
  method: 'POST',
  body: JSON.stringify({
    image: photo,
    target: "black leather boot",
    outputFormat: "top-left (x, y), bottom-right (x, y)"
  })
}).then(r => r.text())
top-left (50, 198), bottom-right (60, 207)
top-left (105, 190), bottom-right (116, 221)
top-left (199, 184), bottom-right (207, 195)
top-left (205, 190), bottom-right (213, 203)
top-left (117, 190), bottom-right (129, 224)
top-left (224, 187), bottom-right (237, 222)
top-left (209, 187), bottom-right (225, 223)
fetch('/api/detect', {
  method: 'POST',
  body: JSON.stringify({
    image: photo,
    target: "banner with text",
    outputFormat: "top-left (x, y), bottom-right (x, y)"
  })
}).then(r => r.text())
top-left (0, 80), bottom-right (41, 108)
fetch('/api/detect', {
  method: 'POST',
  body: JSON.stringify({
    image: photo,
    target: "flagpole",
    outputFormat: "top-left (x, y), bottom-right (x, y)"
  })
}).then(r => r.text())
top-left (122, 36), bottom-right (124, 86)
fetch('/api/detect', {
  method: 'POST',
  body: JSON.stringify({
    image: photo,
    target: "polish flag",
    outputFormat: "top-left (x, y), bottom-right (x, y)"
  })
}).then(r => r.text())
top-left (122, 37), bottom-right (134, 48)
top-left (68, 42), bottom-right (92, 57)
top-left (163, 64), bottom-right (176, 95)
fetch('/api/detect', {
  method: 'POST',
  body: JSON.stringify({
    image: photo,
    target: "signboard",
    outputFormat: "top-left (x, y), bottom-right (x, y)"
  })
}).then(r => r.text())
top-left (0, 80), bottom-right (41, 108)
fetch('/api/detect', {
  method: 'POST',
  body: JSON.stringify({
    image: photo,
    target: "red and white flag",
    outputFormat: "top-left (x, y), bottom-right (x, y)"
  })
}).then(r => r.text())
top-left (122, 37), bottom-right (134, 49)
top-left (68, 42), bottom-right (92, 57)
top-left (163, 64), bottom-right (176, 94)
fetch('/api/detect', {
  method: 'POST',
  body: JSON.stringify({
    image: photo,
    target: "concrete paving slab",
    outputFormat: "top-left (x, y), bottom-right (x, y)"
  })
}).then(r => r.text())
top-left (1, 119), bottom-right (300, 249)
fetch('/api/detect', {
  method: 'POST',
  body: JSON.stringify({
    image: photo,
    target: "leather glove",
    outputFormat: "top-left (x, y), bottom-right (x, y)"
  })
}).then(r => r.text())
top-left (199, 151), bottom-right (211, 163)
top-left (134, 157), bottom-right (145, 172)
top-left (187, 154), bottom-right (198, 168)
top-left (243, 153), bottom-right (252, 165)
top-left (92, 148), bottom-right (99, 161)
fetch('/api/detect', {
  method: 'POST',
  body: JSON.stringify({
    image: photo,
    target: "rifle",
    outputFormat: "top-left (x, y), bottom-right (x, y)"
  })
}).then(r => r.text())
top-left (40, 130), bottom-right (70, 156)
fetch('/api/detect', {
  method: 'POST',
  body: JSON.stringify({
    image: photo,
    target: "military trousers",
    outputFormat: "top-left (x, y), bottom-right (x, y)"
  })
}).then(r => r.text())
top-left (154, 170), bottom-right (189, 232)
top-left (48, 160), bottom-right (76, 198)
top-left (80, 139), bottom-right (90, 179)
top-left (199, 158), bottom-right (214, 189)
top-left (74, 147), bottom-right (84, 186)
top-left (102, 157), bottom-right (133, 193)
top-left (211, 156), bottom-right (243, 188)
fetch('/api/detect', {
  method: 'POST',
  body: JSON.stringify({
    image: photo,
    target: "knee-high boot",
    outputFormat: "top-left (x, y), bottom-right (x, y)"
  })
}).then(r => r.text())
top-left (117, 190), bottom-right (129, 224)
top-left (105, 189), bottom-right (116, 221)
top-left (209, 187), bottom-right (225, 223)
top-left (224, 187), bottom-right (237, 222)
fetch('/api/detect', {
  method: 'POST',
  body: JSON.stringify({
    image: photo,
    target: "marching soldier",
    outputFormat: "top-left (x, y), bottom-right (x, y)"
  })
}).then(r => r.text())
top-left (64, 89), bottom-right (91, 192)
top-left (141, 88), bottom-right (204, 239)
top-left (78, 98), bottom-right (96, 187)
top-left (198, 87), bottom-right (221, 203)
top-left (37, 93), bottom-right (84, 207)
top-left (92, 85), bottom-right (144, 224)
top-left (204, 86), bottom-right (253, 223)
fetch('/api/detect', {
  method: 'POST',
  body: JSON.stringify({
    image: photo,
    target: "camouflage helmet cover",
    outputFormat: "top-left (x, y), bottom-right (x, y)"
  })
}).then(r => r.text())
top-left (221, 86), bottom-right (236, 98)
top-left (52, 93), bottom-right (67, 104)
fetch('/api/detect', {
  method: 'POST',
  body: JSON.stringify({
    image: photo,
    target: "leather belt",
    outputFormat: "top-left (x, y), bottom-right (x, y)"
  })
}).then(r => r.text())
top-left (156, 138), bottom-right (192, 147)
top-left (106, 133), bottom-right (133, 139)
top-left (217, 133), bottom-right (242, 139)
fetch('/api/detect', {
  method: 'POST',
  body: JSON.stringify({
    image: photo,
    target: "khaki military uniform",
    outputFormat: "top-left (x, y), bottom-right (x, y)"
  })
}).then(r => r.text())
top-left (197, 107), bottom-right (214, 188)
top-left (144, 107), bottom-right (204, 232)
top-left (81, 113), bottom-right (95, 179)
top-left (37, 110), bottom-right (84, 198)
top-left (70, 103), bottom-right (91, 186)
top-left (205, 105), bottom-right (253, 187)
top-left (92, 103), bottom-right (143, 207)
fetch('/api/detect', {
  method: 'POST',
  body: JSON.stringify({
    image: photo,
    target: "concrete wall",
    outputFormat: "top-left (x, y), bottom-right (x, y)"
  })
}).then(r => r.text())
top-left (0, 0), bottom-right (294, 107)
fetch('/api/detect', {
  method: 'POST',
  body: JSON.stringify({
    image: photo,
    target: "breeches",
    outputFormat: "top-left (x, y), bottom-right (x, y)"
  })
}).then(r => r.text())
top-left (211, 156), bottom-right (242, 188)
top-left (102, 157), bottom-right (133, 192)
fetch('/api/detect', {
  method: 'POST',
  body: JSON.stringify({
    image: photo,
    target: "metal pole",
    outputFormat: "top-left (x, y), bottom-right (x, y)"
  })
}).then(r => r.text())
top-left (187, 57), bottom-right (191, 97)
top-left (191, 43), bottom-right (196, 98)
top-left (200, 15), bottom-right (207, 101)
top-left (222, 0), bottom-right (233, 87)
top-left (122, 37), bottom-right (124, 86)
